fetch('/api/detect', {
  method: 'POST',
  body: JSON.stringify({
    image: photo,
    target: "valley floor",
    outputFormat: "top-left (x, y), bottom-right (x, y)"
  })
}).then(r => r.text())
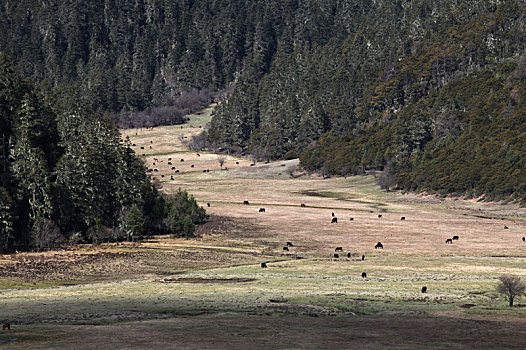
top-left (1, 107), bottom-right (525, 349)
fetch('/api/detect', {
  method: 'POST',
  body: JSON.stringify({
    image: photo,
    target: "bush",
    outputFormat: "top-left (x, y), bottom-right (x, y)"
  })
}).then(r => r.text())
top-left (31, 218), bottom-right (65, 251)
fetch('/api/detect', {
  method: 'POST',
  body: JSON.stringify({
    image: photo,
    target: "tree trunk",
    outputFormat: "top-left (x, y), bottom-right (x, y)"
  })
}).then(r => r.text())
top-left (509, 296), bottom-right (514, 307)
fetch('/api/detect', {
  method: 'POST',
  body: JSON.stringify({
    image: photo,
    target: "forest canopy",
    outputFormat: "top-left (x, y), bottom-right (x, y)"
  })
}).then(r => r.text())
top-left (0, 54), bottom-right (206, 253)
top-left (2, 0), bottom-right (525, 203)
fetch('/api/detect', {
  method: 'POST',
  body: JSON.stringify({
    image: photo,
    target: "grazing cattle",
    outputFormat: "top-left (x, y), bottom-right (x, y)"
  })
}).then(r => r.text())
top-left (153, 162), bottom-right (156, 165)
top-left (452, 235), bottom-right (459, 240)
top-left (161, 175), bottom-right (165, 178)
top-left (236, 161), bottom-right (239, 164)
top-left (250, 163), bottom-right (255, 166)
top-left (206, 169), bottom-right (210, 172)
top-left (261, 263), bottom-right (267, 268)
top-left (196, 153), bottom-right (200, 157)
top-left (168, 162), bottom-right (172, 165)
top-left (331, 217), bottom-right (338, 223)
top-left (349, 218), bottom-right (354, 221)
top-left (168, 158), bottom-right (172, 161)
top-left (2, 322), bottom-right (10, 330)
top-left (300, 203), bottom-right (306, 207)
top-left (504, 226), bottom-right (509, 229)
top-left (401, 217), bottom-right (406, 220)
top-left (523, 237), bottom-right (525, 242)
top-left (142, 154), bottom-right (146, 156)
top-left (149, 146), bottom-right (152, 149)
top-left (347, 252), bottom-right (351, 258)
top-left (283, 246), bottom-right (289, 251)
top-left (332, 212), bottom-right (335, 217)
top-left (334, 254), bottom-right (339, 258)
top-left (243, 201), bottom-right (250, 205)
top-left (378, 214), bottom-right (382, 218)
top-left (154, 157), bottom-right (159, 162)
top-left (170, 176), bottom-right (174, 180)
top-left (181, 159), bottom-right (184, 162)
top-left (171, 167), bottom-right (176, 170)
top-left (361, 255), bottom-right (365, 261)
top-left (335, 247), bottom-right (343, 252)
top-left (132, 143), bottom-right (136, 146)
top-left (259, 208), bottom-right (266, 212)
top-left (140, 146), bottom-right (144, 149)
top-left (175, 170), bottom-right (179, 173)
top-left (422, 286), bottom-right (427, 293)
top-left (147, 169), bottom-right (153, 172)
top-left (375, 242), bottom-right (383, 249)
top-left (446, 238), bottom-right (453, 244)
top-left (286, 242), bottom-right (293, 247)
top-left (154, 169), bottom-right (158, 172)
top-left (361, 272), bottom-right (367, 278)
top-left (203, 170), bottom-right (207, 172)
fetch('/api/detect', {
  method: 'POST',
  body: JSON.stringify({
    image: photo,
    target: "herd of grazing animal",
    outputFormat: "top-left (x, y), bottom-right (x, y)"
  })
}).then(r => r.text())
top-left (130, 134), bottom-right (523, 296)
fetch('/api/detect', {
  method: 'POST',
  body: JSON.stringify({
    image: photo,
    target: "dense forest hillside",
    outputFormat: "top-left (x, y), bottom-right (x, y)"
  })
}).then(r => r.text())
top-left (1, 0), bottom-right (525, 202)
top-left (0, 55), bottom-right (206, 253)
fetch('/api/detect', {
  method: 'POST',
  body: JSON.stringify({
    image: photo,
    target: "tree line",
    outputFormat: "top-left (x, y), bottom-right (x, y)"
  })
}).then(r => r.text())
top-left (0, 55), bottom-right (206, 253)
top-left (2, 0), bottom-right (526, 202)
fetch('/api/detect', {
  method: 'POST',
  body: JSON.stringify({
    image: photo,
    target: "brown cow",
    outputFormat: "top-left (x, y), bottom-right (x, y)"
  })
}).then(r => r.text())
top-left (300, 203), bottom-right (306, 207)
top-left (2, 322), bottom-right (10, 330)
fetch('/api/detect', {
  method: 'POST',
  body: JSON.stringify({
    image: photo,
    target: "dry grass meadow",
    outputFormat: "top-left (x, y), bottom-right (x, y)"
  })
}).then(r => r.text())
top-left (1, 105), bottom-right (526, 349)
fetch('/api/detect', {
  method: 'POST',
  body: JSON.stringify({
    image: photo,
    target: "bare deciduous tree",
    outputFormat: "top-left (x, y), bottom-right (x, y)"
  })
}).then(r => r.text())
top-left (285, 164), bottom-right (297, 177)
top-left (496, 275), bottom-right (526, 307)
top-left (217, 155), bottom-right (227, 170)
top-left (377, 161), bottom-right (395, 191)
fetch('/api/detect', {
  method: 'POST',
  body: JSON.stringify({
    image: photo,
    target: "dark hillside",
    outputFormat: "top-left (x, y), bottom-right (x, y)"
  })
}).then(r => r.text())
top-left (2, 0), bottom-right (525, 201)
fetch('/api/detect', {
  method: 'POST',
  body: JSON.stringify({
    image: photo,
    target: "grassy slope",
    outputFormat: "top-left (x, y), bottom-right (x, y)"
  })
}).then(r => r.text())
top-left (1, 106), bottom-right (526, 349)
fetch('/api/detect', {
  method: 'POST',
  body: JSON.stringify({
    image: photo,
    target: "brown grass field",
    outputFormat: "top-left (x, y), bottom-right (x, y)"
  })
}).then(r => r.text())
top-left (1, 106), bottom-right (526, 349)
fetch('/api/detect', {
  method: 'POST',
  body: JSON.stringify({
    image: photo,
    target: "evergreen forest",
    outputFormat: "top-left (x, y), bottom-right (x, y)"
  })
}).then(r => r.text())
top-left (0, 54), bottom-right (206, 253)
top-left (1, 0), bottom-right (525, 216)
